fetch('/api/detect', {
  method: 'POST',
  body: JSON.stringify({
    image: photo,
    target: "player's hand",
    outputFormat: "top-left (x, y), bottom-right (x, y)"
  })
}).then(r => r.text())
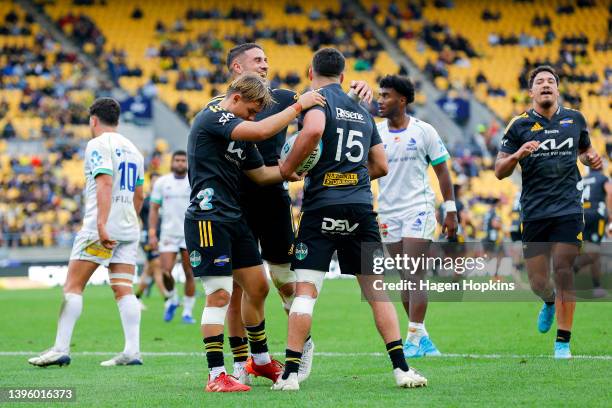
top-left (350, 80), bottom-right (373, 104)
top-left (297, 91), bottom-right (326, 110)
top-left (148, 231), bottom-right (158, 251)
top-left (585, 151), bottom-right (603, 170)
top-left (514, 141), bottom-right (540, 160)
top-left (443, 212), bottom-right (458, 240)
top-left (98, 227), bottom-right (117, 250)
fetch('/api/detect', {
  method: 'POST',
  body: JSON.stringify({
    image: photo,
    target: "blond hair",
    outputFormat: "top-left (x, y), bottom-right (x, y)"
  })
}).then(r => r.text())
top-left (226, 74), bottom-right (274, 109)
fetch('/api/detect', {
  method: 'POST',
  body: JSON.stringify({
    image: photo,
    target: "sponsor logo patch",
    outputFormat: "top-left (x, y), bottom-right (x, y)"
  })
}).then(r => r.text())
top-left (411, 218), bottom-right (423, 231)
top-left (214, 255), bottom-right (230, 266)
top-left (531, 122), bottom-right (543, 132)
top-left (189, 250), bottom-right (202, 267)
top-left (219, 112), bottom-right (235, 125)
top-left (560, 118), bottom-right (573, 127)
top-left (321, 218), bottom-right (359, 234)
top-left (406, 137), bottom-right (417, 151)
top-left (295, 243), bottom-right (308, 260)
top-left (336, 107), bottom-right (365, 122)
top-left (322, 172), bottom-right (358, 186)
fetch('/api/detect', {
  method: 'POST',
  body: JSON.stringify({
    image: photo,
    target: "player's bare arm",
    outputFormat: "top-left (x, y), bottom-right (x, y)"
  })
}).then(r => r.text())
top-left (148, 201), bottom-right (161, 250)
top-left (578, 146), bottom-right (602, 170)
top-left (494, 141), bottom-right (539, 179)
top-left (95, 174), bottom-right (116, 249)
top-left (230, 91), bottom-right (325, 142)
top-left (133, 185), bottom-right (144, 215)
top-left (280, 109), bottom-right (326, 179)
top-left (433, 161), bottom-right (458, 239)
top-left (367, 144), bottom-right (388, 180)
top-left (244, 164), bottom-right (301, 185)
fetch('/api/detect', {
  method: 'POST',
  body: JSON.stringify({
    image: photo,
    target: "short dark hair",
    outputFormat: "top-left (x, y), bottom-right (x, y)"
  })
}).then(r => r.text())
top-left (528, 65), bottom-right (559, 88)
top-left (312, 47), bottom-right (345, 78)
top-left (89, 97), bottom-right (120, 126)
top-left (172, 150), bottom-right (187, 159)
top-left (226, 43), bottom-right (263, 69)
top-left (379, 75), bottom-right (415, 104)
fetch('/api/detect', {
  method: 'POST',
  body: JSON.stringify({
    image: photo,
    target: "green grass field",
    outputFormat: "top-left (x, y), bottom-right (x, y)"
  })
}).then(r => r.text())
top-left (1, 280), bottom-right (611, 407)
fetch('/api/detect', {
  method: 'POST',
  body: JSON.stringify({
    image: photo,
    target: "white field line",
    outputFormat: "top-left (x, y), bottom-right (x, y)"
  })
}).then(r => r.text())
top-left (1, 351), bottom-right (611, 360)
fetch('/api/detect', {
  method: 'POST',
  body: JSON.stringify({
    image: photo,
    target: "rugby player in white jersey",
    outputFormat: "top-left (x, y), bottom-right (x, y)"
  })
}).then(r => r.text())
top-left (376, 75), bottom-right (458, 358)
top-left (29, 97), bottom-right (145, 367)
top-left (148, 150), bottom-right (197, 324)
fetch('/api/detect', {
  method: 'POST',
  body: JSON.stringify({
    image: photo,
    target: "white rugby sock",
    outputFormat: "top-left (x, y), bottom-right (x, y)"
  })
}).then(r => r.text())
top-left (53, 293), bottom-right (83, 353)
top-left (210, 366), bottom-right (226, 379)
top-left (252, 352), bottom-right (271, 365)
top-left (407, 322), bottom-right (428, 345)
top-left (182, 296), bottom-right (195, 317)
top-left (117, 295), bottom-right (141, 355)
top-left (233, 361), bottom-right (246, 372)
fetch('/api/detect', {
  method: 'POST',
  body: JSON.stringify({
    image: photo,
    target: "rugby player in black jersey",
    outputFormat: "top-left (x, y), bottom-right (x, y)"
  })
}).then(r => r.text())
top-left (185, 74), bottom-right (324, 392)
top-left (272, 48), bottom-right (427, 391)
top-left (573, 167), bottom-right (612, 298)
top-left (495, 65), bottom-right (602, 358)
top-left (213, 43), bottom-right (374, 384)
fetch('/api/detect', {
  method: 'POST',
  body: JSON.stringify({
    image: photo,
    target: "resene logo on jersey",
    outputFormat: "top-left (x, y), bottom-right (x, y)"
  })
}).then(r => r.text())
top-left (336, 107), bottom-right (365, 123)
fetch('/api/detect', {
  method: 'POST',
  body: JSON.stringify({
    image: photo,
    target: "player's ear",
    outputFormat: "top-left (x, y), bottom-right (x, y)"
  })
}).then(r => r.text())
top-left (232, 62), bottom-right (242, 75)
top-left (232, 93), bottom-right (241, 104)
top-left (339, 73), bottom-right (344, 84)
top-left (308, 66), bottom-right (313, 81)
top-left (527, 88), bottom-right (534, 99)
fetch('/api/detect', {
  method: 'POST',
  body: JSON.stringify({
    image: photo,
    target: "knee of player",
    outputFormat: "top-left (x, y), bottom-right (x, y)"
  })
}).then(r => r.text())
top-left (278, 281), bottom-right (296, 299)
top-left (202, 276), bottom-right (233, 307)
top-left (206, 289), bottom-right (231, 307)
top-left (295, 269), bottom-right (325, 298)
top-left (244, 279), bottom-right (270, 301)
top-left (109, 272), bottom-right (135, 297)
top-left (528, 278), bottom-right (548, 293)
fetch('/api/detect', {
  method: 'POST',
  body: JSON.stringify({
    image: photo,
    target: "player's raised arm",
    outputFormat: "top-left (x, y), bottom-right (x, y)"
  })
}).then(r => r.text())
top-left (218, 75), bottom-right (325, 142)
top-left (231, 91), bottom-right (325, 142)
top-left (280, 109), bottom-right (326, 179)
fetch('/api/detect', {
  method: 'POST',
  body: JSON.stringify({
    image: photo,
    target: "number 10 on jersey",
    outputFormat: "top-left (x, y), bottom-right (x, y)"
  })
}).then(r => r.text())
top-left (118, 161), bottom-right (137, 192)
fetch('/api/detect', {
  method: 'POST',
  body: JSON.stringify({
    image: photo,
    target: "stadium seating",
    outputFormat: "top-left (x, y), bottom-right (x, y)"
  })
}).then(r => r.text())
top-left (41, 0), bottom-right (400, 121)
top-left (365, 0), bottom-right (610, 126)
top-left (363, 0), bottom-right (610, 238)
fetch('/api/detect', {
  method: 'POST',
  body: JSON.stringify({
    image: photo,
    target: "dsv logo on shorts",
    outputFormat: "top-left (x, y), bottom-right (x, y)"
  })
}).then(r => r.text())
top-left (321, 218), bottom-right (359, 234)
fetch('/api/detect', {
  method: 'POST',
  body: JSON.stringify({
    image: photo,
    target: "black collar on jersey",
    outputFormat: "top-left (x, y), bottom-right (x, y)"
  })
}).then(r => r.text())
top-left (316, 83), bottom-right (342, 92)
top-left (530, 105), bottom-right (562, 121)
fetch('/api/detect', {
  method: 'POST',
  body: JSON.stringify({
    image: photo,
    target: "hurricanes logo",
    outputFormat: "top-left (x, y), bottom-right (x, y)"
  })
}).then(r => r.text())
top-left (531, 122), bottom-right (543, 132)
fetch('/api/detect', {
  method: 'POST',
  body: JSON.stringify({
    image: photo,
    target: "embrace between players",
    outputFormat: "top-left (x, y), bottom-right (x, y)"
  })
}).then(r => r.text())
top-left (187, 44), bottom-right (461, 392)
top-left (31, 42), bottom-right (594, 392)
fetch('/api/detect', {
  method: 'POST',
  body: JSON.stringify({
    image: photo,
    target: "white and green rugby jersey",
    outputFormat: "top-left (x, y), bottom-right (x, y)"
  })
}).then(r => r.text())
top-left (150, 173), bottom-right (190, 238)
top-left (81, 132), bottom-right (144, 242)
top-left (377, 117), bottom-right (450, 218)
